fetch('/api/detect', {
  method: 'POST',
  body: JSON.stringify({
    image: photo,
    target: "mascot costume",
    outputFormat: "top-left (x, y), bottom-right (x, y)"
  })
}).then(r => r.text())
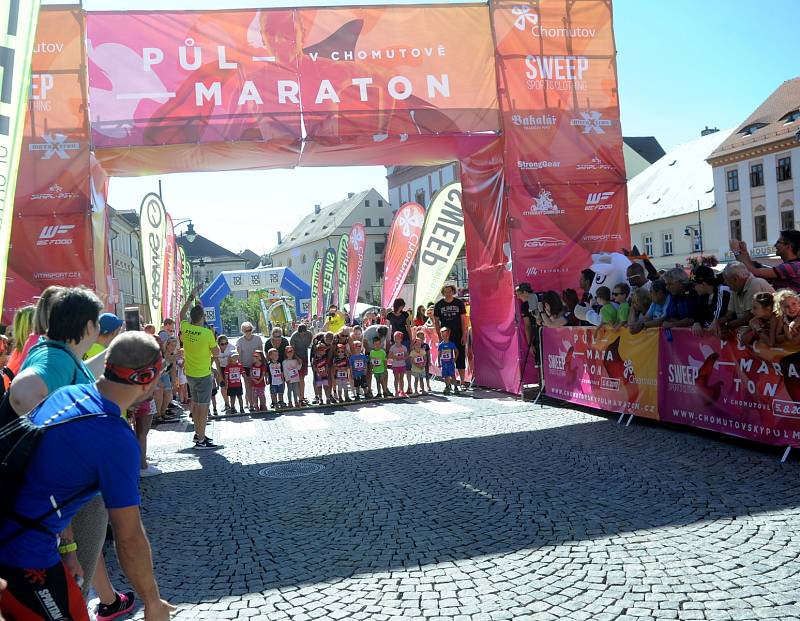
top-left (573, 252), bottom-right (632, 326)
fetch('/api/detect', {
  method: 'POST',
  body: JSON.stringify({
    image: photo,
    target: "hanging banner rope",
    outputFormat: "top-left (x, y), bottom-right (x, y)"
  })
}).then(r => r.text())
top-left (382, 202), bottom-right (425, 309)
top-left (414, 182), bottom-right (464, 309)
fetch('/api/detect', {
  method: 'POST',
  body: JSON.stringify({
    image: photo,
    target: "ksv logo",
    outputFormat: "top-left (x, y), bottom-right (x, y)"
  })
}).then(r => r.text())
top-left (585, 191), bottom-right (615, 211)
top-left (523, 236), bottom-right (566, 249)
top-left (570, 111), bottom-right (613, 134)
top-left (512, 5), bottom-right (538, 31)
top-left (523, 188), bottom-right (563, 216)
top-left (37, 224), bottom-right (75, 246)
top-left (28, 132), bottom-right (80, 160)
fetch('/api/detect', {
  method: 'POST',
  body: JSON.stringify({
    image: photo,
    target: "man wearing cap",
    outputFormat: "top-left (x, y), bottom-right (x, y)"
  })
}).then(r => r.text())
top-left (83, 313), bottom-right (124, 361)
top-left (0, 332), bottom-right (175, 621)
top-left (433, 284), bottom-right (470, 389)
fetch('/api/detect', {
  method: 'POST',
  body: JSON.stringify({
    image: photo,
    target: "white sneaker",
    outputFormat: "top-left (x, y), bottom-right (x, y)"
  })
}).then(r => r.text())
top-left (140, 465), bottom-right (163, 478)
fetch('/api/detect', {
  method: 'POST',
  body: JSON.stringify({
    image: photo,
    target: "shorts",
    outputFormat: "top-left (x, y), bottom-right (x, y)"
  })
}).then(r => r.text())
top-left (299, 357), bottom-right (309, 374)
top-left (0, 560), bottom-right (89, 621)
top-left (336, 379), bottom-right (350, 389)
top-left (227, 385), bottom-right (243, 397)
top-left (159, 373), bottom-right (172, 391)
top-left (132, 398), bottom-right (156, 418)
top-left (412, 368), bottom-right (426, 379)
top-left (353, 375), bottom-right (367, 389)
top-left (270, 383), bottom-right (285, 395)
top-left (252, 385), bottom-right (266, 398)
top-left (314, 378), bottom-right (328, 388)
top-left (187, 374), bottom-right (213, 404)
top-left (441, 362), bottom-right (456, 378)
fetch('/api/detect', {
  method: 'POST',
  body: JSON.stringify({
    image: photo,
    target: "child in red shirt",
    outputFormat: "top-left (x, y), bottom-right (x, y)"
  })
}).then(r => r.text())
top-left (250, 350), bottom-right (268, 412)
top-left (224, 353), bottom-right (245, 413)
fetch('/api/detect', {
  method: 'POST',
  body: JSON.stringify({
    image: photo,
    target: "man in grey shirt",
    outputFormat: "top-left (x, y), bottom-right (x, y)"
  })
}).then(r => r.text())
top-left (290, 324), bottom-right (313, 402)
top-left (236, 321), bottom-right (264, 411)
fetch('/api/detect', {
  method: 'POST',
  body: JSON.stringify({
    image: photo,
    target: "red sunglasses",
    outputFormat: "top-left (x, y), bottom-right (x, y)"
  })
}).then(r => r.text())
top-left (105, 355), bottom-right (163, 385)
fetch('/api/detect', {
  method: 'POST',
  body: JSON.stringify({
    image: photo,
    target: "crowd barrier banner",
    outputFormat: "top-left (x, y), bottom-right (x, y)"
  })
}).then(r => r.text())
top-left (382, 202), bottom-right (424, 309)
top-left (541, 326), bottom-right (659, 420)
top-left (659, 329), bottom-right (800, 448)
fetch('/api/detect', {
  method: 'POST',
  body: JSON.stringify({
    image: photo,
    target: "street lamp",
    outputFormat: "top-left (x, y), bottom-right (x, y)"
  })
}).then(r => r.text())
top-left (174, 218), bottom-right (197, 243)
top-left (683, 200), bottom-right (703, 254)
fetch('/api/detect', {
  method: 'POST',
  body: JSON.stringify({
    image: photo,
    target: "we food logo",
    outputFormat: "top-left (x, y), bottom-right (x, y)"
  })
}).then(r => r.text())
top-left (585, 191), bottom-right (615, 211)
top-left (37, 224), bottom-right (75, 246)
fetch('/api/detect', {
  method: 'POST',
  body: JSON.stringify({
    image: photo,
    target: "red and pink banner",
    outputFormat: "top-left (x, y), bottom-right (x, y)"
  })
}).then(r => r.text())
top-left (161, 214), bottom-right (176, 321)
top-left (382, 202), bottom-right (425, 309)
top-left (347, 223), bottom-right (366, 319)
top-left (659, 329), bottom-right (800, 447)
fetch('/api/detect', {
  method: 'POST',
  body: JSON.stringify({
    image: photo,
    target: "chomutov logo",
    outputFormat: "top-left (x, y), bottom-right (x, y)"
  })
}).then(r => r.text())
top-left (585, 191), bottom-right (616, 211)
top-left (517, 160), bottom-right (560, 170)
top-left (37, 224), bottom-right (75, 246)
top-left (570, 111), bottom-right (613, 134)
top-left (773, 399), bottom-right (800, 419)
top-left (582, 233), bottom-right (622, 243)
top-left (511, 113), bottom-right (557, 131)
top-left (523, 236), bottom-right (566, 249)
top-left (523, 188), bottom-right (564, 216)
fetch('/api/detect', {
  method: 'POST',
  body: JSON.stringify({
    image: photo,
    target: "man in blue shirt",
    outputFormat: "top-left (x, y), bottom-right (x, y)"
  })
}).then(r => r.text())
top-left (0, 332), bottom-right (175, 621)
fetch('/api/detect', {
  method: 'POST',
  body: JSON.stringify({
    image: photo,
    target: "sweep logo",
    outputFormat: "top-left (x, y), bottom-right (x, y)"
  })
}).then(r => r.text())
top-left (37, 225), bottom-right (75, 246)
top-left (585, 191), bottom-right (615, 211)
top-left (570, 111), bottom-right (612, 134)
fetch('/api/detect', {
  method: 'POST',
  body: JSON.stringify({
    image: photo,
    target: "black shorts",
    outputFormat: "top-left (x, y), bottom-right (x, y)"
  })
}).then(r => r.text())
top-left (353, 375), bottom-right (368, 389)
top-left (227, 386), bottom-right (243, 397)
top-left (449, 332), bottom-right (466, 370)
top-left (0, 560), bottom-right (89, 620)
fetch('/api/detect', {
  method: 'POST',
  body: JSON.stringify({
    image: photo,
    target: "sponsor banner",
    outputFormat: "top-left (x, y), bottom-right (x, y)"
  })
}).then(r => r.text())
top-left (296, 6), bottom-right (499, 138)
top-left (86, 11), bottom-right (302, 149)
top-left (659, 330), bottom-right (800, 447)
top-left (161, 213), bottom-right (177, 321)
top-left (223, 267), bottom-right (283, 292)
top-left (175, 242), bottom-right (184, 312)
top-left (414, 182), bottom-right (465, 309)
top-left (140, 193), bottom-right (168, 327)
top-left (336, 234), bottom-right (349, 314)
top-left (179, 245), bottom-right (192, 305)
top-left (0, 2), bottom-right (46, 308)
top-left (382, 202), bottom-right (425, 309)
top-left (347, 223), bottom-right (366, 320)
top-left (542, 326), bottom-right (660, 420)
top-left (321, 247), bottom-right (336, 310)
top-left (310, 257), bottom-right (322, 318)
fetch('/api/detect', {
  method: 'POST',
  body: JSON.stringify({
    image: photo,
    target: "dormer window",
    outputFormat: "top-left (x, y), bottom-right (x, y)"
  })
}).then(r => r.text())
top-left (739, 122), bottom-right (768, 136)
top-left (781, 110), bottom-right (800, 124)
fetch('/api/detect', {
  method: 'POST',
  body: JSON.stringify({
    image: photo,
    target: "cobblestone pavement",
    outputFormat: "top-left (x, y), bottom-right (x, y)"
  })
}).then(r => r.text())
top-left (107, 384), bottom-right (800, 621)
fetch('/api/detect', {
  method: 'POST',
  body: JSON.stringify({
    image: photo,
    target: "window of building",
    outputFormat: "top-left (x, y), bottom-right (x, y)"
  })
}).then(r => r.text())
top-left (287, 258), bottom-right (293, 267)
top-left (777, 157), bottom-right (792, 182)
top-left (379, 218), bottom-right (385, 227)
top-left (781, 209), bottom-right (795, 231)
top-left (726, 169), bottom-right (739, 192)
top-left (301, 254), bottom-right (306, 264)
top-left (754, 213), bottom-right (768, 242)
top-left (740, 122), bottom-right (767, 136)
top-left (378, 199), bottom-right (383, 207)
top-left (662, 232), bottom-right (673, 256)
top-left (643, 234), bottom-right (654, 257)
top-left (375, 261), bottom-right (384, 279)
top-left (365, 199), bottom-right (370, 207)
top-left (750, 163), bottom-right (764, 187)
top-left (729, 218), bottom-right (742, 241)
top-left (781, 110), bottom-right (800, 124)
top-left (375, 242), bottom-right (385, 255)
top-left (365, 218), bottom-right (372, 227)
top-left (415, 189), bottom-right (426, 206)
top-left (690, 229), bottom-right (702, 252)
top-left (314, 250), bottom-right (319, 260)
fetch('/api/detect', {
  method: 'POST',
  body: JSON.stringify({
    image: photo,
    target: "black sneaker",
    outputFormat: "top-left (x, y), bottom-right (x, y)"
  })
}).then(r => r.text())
top-left (96, 590), bottom-right (135, 621)
top-left (193, 434), bottom-right (214, 443)
top-left (193, 437), bottom-right (221, 450)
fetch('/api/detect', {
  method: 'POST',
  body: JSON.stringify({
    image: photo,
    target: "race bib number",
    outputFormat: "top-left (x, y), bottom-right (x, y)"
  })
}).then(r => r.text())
top-left (414, 355), bottom-right (425, 366)
top-left (270, 364), bottom-right (283, 384)
top-left (440, 350), bottom-right (452, 362)
top-left (251, 368), bottom-right (262, 380)
top-left (353, 359), bottom-right (365, 370)
top-left (287, 367), bottom-right (299, 381)
top-left (371, 357), bottom-right (382, 367)
top-left (229, 369), bottom-right (241, 381)
top-left (336, 369), bottom-right (348, 379)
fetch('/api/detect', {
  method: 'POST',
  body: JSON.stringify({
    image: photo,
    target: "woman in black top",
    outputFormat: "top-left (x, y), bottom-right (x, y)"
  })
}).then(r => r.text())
top-left (386, 298), bottom-right (412, 345)
top-left (691, 265), bottom-right (732, 335)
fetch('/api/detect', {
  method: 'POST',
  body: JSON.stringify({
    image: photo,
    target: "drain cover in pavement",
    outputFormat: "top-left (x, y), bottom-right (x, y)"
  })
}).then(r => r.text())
top-left (258, 462), bottom-right (325, 478)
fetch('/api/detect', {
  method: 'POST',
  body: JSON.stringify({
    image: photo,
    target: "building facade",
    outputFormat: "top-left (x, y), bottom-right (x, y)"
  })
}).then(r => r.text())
top-left (708, 78), bottom-right (800, 262)
top-left (109, 208), bottom-right (146, 318)
top-left (268, 188), bottom-right (393, 307)
top-left (629, 129), bottom-right (733, 270)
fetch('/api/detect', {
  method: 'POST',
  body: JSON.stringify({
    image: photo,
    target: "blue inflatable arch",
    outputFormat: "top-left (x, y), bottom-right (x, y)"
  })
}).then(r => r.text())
top-left (198, 267), bottom-right (311, 334)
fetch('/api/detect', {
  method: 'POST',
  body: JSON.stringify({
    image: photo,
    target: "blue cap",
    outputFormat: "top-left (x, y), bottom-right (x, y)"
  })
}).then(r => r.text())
top-left (98, 313), bottom-right (124, 335)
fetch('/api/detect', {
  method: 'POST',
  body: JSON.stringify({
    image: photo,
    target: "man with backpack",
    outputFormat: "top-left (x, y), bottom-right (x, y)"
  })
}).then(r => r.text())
top-left (0, 331), bottom-right (174, 620)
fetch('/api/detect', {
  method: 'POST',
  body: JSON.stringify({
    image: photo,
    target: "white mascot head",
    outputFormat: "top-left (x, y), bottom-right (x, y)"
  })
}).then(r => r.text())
top-left (588, 252), bottom-right (632, 300)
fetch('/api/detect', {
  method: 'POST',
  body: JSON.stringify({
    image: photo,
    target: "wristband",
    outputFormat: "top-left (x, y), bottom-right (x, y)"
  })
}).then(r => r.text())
top-left (59, 542), bottom-right (78, 554)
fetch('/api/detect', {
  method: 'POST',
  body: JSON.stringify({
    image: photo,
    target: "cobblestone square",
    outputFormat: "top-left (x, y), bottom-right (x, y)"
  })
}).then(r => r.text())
top-left (110, 389), bottom-right (800, 620)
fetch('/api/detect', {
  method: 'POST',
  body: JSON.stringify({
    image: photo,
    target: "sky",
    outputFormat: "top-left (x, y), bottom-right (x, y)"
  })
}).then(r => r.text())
top-left (101, 0), bottom-right (800, 257)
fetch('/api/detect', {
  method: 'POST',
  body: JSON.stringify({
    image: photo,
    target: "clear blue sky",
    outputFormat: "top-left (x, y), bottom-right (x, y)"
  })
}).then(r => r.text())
top-left (101, 0), bottom-right (800, 256)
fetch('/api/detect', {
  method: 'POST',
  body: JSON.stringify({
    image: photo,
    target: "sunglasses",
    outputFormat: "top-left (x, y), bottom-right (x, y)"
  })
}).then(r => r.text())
top-left (105, 356), bottom-right (163, 385)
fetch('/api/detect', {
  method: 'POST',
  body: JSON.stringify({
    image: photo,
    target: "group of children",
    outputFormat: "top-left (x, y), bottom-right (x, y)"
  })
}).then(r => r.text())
top-left (221, 347), bottom-right (304, 412)
top-left (741, 289), bottom-right (800, 347)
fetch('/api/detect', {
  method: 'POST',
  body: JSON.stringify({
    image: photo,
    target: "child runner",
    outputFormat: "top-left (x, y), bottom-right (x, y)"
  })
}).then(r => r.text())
top-left (416, 329), bottom-right (432, 392)
top-left (349, 340), bottom-right (369, 400)
top-left (250, 350), bottom-right (268, 411)
top-left (267, 347), bottom-right (286, 409)
top-left (224, 352), bottom-right (245, 413)
top-left (438, 327), bottom-right (459, 395)
top-left (370, 336), bottom-right (388, 398)
top-left (312, 341), bottom-right (333, 404)
top-left (409, 336), bottom-right (427, 395)
top-left (389, 330), bottom-right (408, 397)
top-left (333, 344), bottom-right (352, 402)
top-left (282, 346), bottom-right (302, 407)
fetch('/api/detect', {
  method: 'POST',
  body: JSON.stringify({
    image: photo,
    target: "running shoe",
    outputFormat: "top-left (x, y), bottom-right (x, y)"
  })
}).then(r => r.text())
top-left (96, 591), bottom-right (135, 621)
top-left (193, 434), bottom-right (214, 443)
top-left (193, 438), bottom-right (221, 450)
top-left (140, 465), bottom-right (163, 478)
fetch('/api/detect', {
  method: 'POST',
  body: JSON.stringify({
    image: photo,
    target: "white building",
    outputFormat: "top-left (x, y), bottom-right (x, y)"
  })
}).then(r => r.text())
top-left (629, 129), bottom-right (734, 270)
top-left (708, 78), bottom-right (800, 262)
top-left (268, 189), bottom-right (393, 307)
top-left (109, 208), bottom-right (146, 320)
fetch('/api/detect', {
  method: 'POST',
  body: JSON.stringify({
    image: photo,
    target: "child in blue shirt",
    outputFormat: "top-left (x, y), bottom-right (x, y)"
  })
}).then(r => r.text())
top-left (644, 279), bottom-right (671, 327)
top-left (349, 340), bottom-right (369, 400)
top-left (437, 326), bottom-right (458, 395)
